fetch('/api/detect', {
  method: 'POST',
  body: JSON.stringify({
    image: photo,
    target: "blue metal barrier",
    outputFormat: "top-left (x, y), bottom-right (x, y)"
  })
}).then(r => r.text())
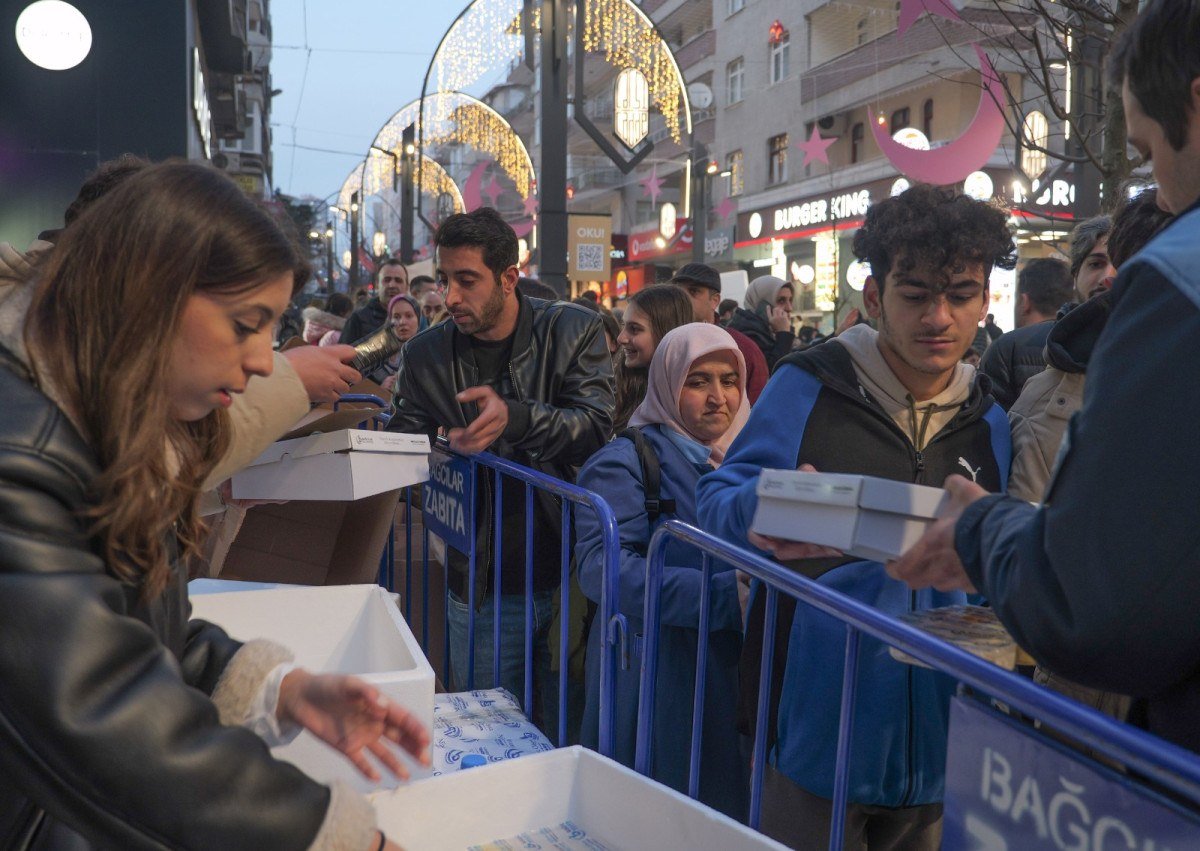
top-left (377, 444), bottom-right (625, 753)
top-left (634, 520), bottom-right (1200, 848)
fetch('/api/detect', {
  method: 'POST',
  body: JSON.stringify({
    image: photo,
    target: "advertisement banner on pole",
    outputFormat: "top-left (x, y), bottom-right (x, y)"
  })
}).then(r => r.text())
top-left (567, 214), bottom-right (612, 282)
top-left (943, 697), bottom-right (1200, 850)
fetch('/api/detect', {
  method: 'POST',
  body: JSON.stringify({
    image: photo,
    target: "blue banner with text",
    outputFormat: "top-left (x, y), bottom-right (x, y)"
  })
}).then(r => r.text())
top-left (943, 697), bottom-right (1200, 850)
top-left (421, 450), bottom-right (474, 555)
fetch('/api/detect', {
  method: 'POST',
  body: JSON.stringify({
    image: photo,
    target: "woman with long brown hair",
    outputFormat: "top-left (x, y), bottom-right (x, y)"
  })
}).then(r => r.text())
top-left (611, 284), bottom-right (694, 431)
top-left (0, 161), bottom-right (423, 850)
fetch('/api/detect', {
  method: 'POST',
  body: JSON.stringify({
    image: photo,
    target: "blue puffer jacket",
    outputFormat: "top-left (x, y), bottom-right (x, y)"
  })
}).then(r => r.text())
top-left (697, 340), bottom-right (1010, 807)
top-left (575, 424), bottom-right (745, 818)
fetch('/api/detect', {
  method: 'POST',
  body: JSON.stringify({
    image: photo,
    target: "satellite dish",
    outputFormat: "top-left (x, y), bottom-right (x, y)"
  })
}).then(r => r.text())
top-left (687, 82), bottom-right (713, 110)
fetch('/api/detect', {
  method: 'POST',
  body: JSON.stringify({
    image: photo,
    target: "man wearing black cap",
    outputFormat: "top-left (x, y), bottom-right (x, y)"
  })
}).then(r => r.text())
top-left (670, 261), bottom-right (768, 403)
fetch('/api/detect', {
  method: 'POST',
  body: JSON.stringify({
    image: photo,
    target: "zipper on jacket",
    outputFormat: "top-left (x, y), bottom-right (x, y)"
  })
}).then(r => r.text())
top-left (914, 450), bottom-right (925, 479)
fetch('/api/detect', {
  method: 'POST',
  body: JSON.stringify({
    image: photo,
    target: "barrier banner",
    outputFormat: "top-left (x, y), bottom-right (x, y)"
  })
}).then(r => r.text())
top-left (422, 450), bottom-right (474, 555)
top-left (943, 697), bottom-right (1200, 850)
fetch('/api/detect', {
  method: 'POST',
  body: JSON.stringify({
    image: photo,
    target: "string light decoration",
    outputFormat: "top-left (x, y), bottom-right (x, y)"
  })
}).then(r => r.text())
top-left (423, 92), bottom-right (535, 199)
top-left (415, 156), bottom-right (465, 212)
top-left (428, 0), bottom-right (687, 147)
top-left (433, 0), bottom-right (526, 95)
top-left (582, 0), bottom-right (687, 144)
top-left (336, 163), bottom-right (364, 215)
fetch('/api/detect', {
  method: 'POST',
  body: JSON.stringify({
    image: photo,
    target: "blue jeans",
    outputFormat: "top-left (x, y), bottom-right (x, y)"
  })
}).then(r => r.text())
top-left (447, 588), bottom-right (560, 741)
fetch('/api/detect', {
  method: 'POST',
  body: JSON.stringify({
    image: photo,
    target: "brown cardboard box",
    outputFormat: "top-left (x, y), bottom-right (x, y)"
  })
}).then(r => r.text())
top-left (221, 489), bottom-right (400, 585)
top-left (220, 382), bottom-right (408, 585)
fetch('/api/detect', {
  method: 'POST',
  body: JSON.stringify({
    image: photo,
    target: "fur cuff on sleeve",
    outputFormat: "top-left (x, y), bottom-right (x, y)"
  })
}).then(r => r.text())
top-left (210, 639), bottom-right (294, 726)
top-left (307, 781), bottom-right (377, 851)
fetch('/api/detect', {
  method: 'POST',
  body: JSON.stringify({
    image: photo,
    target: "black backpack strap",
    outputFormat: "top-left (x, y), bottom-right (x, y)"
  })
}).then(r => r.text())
top-left (619, 427), bottom-right (676, 521)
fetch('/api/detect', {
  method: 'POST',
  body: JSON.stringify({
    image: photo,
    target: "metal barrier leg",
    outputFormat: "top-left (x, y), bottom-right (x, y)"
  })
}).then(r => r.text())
top-left (829, 627), bottom-right (861, 851)
top-left (558, 501), bottom-right (571, 747)
top-left (421, 524), bottom-right (430, 651)
top-left (404, 489), bottom-right (413, 621)
top-left (466, 460), bottom-right (478, 691)
top-left (635, 550), bottom-right (666, 776)
top-left (687, 554), bottom-right (713, 800)
top-left (524, 483), bottom-right (535, 717)
top-left (493, 468), bottom-right (504, 689)
top-left (749, 587), bottom-right (779, 832)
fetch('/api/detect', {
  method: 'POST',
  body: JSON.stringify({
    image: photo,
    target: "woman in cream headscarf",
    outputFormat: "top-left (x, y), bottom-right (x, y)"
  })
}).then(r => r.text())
top-left (574, 323), bottom-right (751, 819)
top-left (727, 274), bottom-right (797, 369)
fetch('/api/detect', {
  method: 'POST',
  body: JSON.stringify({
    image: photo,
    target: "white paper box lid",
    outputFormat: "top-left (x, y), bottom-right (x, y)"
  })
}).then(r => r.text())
top-left (756, 469), bottom-right (947, 519)
top-left (858, 476), bottom-right (948, 519)
top-left (248, 429), bottom-right (430, 467)
top-left (757, 469), bottom-right (863, 507)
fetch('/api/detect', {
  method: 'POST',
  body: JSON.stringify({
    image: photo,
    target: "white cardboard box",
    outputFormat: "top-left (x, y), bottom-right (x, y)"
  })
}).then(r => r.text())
top-left (372, 746), bottom-right (788, 850)
top-left (230, 428), bottom-right (430, 501)
top-left (189, 584), bottom-right (435, 792)
top-left (752, 470), bottom-right (948, 562)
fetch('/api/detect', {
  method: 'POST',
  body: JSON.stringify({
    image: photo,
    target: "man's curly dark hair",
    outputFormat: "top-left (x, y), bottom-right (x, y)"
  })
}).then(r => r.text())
top-left (852, 183), bottom-right (1016, 288)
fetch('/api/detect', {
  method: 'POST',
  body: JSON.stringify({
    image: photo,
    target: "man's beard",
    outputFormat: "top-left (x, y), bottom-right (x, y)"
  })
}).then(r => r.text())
top-left (467, 282), bottom-right (508, 336)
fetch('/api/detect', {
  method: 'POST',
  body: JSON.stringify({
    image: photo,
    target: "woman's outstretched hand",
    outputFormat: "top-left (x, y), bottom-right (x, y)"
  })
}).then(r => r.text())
top-left (277, 669), bottom-right (431, 782)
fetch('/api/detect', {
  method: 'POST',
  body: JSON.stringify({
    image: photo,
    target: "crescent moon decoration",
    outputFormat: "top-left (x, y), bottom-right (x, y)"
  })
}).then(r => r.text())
top-left (462, 161), bottom-right (489, 212)
top-left (869, 46), bottom-right (1005, 186)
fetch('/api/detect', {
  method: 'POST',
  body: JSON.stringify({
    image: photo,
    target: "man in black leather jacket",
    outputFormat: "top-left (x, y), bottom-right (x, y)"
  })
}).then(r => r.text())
top-left (386, 208), bottom-right (614, 736)
top-left (979, 257), bottom-right (1074, 409)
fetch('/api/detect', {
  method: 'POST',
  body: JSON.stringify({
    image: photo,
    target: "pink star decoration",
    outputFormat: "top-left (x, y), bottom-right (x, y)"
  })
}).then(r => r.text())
top-left (483, 176), bottom-right (504, 206)
top-left (897, 0), bottom-right (962, 38)
top-left (715, 196), bottom-right (738, 223)
top-left (522, 195), bottom-right (539, 218)
top-left (639, 165), bottom-right (665, 205)
top-left (796, 127), bottom-right (837, 167)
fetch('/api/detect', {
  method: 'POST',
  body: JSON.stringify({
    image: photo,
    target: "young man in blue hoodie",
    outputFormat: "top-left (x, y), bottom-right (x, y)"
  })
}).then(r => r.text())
top-left (697, 184), bottom-right (1015, 849)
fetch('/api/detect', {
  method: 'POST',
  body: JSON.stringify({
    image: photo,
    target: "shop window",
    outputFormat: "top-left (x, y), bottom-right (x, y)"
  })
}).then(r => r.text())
top-left (727, 150), bottom-right (744, 197)
top-left (922, 98), bottom-right (934, 139)
top-left (727, 0), bottom-right (745, 15)
top-left (850, 122), bottom-right (864, 164)
top-left (768, 133), bottom-right (789, 185)
top-left (890, 107), bottom-right (910, 134)
top-left (726, 57), bottom-right (745, 105)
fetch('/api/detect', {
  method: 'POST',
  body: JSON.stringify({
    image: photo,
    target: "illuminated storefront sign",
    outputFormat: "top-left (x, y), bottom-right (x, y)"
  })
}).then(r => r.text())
top-left (737, 183), bottom-right (880, 245)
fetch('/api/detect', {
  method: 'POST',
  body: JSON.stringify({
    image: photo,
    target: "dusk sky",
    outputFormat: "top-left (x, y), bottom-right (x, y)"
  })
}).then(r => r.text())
top-left (270, 0), bottom-right (464, 201)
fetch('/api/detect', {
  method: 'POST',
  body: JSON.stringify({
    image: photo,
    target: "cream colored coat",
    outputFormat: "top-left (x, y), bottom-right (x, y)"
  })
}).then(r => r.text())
top-left (1006, 366), bottom-right (1085, 503)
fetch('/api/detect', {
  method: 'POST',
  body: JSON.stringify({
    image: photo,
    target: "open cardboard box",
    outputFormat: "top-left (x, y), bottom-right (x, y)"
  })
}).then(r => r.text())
top-left (190, 583), bottom-right (434, 792)
top-left (222, 380), bottom-right (425, 584)
top-left (752, 470), bottom-right (948, 562)
top-left (372, 746), bottom-right (787, 850)
top-left (220, 486), bottom-right (399, 586)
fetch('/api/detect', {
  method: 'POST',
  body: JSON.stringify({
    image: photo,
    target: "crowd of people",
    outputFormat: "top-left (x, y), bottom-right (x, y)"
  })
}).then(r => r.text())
top-left (0, 1), bottom-right (1197, 848)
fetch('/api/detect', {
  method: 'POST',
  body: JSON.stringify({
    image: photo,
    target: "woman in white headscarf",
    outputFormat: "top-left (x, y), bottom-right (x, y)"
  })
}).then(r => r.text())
top-left (574, 323), bottom-right (751, 819)
top-left (727, 274), bottom-right (797, 368)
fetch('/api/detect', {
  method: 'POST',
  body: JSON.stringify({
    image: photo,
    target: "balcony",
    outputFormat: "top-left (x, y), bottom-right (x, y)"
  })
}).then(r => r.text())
top-left (673, 29), bottom-right (715, 71)
top-left (198, 0), bottom-right (249, 74)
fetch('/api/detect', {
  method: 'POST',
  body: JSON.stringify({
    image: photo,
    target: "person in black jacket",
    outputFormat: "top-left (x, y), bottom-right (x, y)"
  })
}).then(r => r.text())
top-left (978, 257), bottom-right (1074, 409)
top-left (889, 0), bottom-right (1200, 757)
top-left (727, 274), bottom-right (797, 368)
top-left (340, 258), bottom-right (408, 345)
top-left (386, 208), bottom-right (614, 740)
top-left (0, 162), bottom-right (426, 851)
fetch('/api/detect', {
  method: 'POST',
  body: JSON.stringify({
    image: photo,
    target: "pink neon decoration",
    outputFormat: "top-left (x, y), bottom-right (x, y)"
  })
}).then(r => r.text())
top-left (869, 46), bottom-right (1005, 185)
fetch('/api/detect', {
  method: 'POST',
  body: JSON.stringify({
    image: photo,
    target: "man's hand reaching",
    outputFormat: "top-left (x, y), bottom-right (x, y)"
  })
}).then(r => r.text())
top-left (447, 385), bottom-right (510, 455)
